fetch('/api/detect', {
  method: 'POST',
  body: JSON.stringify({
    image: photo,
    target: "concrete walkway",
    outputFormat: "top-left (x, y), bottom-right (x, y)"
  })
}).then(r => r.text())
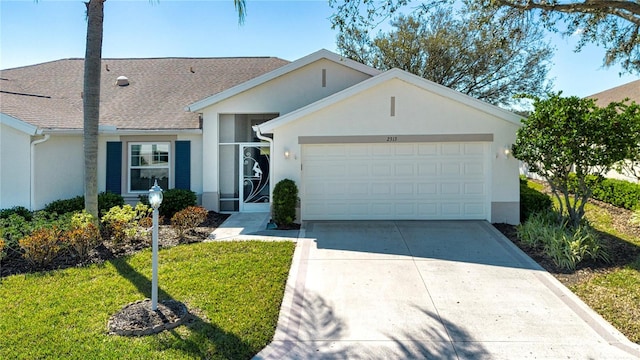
top-left (254, 220), bottom-right (640, 359)
top-left (208, 212), bottom-right (299, 241)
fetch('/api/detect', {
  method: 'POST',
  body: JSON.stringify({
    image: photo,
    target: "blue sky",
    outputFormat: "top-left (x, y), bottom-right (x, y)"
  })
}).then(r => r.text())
top-left (1, 0), bottom-right (637, 97)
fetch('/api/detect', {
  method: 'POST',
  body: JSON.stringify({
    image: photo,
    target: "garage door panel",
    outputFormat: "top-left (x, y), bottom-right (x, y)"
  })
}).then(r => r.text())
top-left (372, 164), bottom-right (392, 176)
top-left (302, 143), bottom-right (488, 220)
top-left (395, 163), bottom-right (414, 176)
top-left (465, 183), bottom-right (485, 195)
top-left (349, 164), bottom-right (369, 177)
top-left (418, 163), bottom-right (438, 176)
top-left (465, 143), bottom-right (485, 154)
top-left (418, 144), bottom-right (439, 155)
top-left (442, 143), bottom-right (461, 155)
top-left (441, 183), bottom-right (461, 195)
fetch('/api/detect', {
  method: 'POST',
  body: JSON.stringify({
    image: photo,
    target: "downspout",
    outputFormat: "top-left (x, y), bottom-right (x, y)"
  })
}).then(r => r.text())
top-left (30, 134), bottom-right (50, 210)
top-left (252, 125), bottom-right (273, 205)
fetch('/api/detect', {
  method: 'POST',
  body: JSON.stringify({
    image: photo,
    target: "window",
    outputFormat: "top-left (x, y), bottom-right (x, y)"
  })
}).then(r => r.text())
top-left (129, 142), bottom-right (170, 192)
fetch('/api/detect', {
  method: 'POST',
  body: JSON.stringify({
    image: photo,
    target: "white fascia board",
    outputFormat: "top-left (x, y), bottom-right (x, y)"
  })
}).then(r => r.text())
top-left (0, 113), bottom-right (40, 135)
top-left (185, 49), bottom-right (382, 112)
top-left (258, 68), bottom-right (522, 134)
top-left (37, 128), bottom-right (203, 136)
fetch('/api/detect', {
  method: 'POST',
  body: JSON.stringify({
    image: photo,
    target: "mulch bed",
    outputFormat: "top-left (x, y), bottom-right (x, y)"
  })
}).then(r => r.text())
top-left (0, 211), bottom-right (229, 278)
top-left (493, 182), bottom-right (640, 286)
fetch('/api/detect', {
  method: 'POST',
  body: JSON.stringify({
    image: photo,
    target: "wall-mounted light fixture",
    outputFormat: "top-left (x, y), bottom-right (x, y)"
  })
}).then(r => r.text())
top-left (284, 149), bottom-right (291, 159)
top-left (498, 144), bottom-right (513, 159)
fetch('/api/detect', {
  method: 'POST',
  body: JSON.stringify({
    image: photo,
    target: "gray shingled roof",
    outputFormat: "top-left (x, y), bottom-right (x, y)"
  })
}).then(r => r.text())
top-left (587, 79), bottom-right (640, 107)
top-left (0, 57), bottom-right (289, 131)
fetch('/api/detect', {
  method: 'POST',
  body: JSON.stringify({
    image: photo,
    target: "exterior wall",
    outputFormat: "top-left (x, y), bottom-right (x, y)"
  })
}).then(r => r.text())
top-left (0, 123), bottom-right (32, 209)
top-left (200, 59), bottom-right (374, 211)
top-left (101, 134), bottom-right (203, 205)
top-left (2, 132), bottom-right (203, 211)
top-left (270, 78), bottom-right (521, 224)
top-left (33, 134), bottom-right (84, 210)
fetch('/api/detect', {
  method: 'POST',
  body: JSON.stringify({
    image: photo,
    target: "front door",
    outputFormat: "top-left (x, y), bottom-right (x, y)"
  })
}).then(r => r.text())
top-left (239, 144), bottom-right (270, 212)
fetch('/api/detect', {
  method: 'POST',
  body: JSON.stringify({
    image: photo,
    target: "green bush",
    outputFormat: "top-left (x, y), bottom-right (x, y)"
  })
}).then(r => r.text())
top-left (43, 192), bottom-right (125, 216)
top-left (520, 180), bottom-right (552, 222)
top-left (98, 192), bottom-right (125, 214)
top-left (0, 206), bottom-right (33, 221)
top-left (273, 179), bottom-right (298, 227)
top-left (568, 174), bottom-right (640, 210)
top-left (101, 204), bottom-right (151, 244)
top-left (44, 195), bottom-right (84, 215)
top-left (516, 210), bottom-right (610, 271)
top-left (0, 214), bottom-right (31, 251)
top-left (140, 188), bottom-right (197, 219)
top-left (171, 206), bottom-right (208, 238)
top-left (63, 211), bottom-right (100, 259)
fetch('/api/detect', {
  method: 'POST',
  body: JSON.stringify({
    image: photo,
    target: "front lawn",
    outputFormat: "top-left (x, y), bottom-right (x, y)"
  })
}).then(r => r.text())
top-left (0, 241), bottom-right (295, 359)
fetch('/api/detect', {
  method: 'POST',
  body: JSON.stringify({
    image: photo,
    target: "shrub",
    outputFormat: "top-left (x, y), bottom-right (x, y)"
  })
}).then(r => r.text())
top-left (544, 224), bottom-right (610, 271)
top-left (44, 195), bottom-right (84, 215)
top-left (0, 236), bottom-right (6, 262)
top-left (273, 179), bottom-right (298, 227)
top-left (171, 206), bottom-right (208, 238)
top-left (568, 174), bottom-right (640, 210)
top-left (101, 204), bottom-right (151, 244)
top-left (19, 227), bottom-right (62, 268)
top-left (0, 206), bottom-right (33, 221)
top-left (63, 211), bottom-right (100, 259)
top-left (160, 189), bottom-right (197, 219)
top-left (43, 192), bottom-right (125, 216)
top-left (0, 214), bottom-right (31, 251)
top-left (98, 192), bottom-right (125, 215)
top-left (520, 181), bottom-right (552, 222)
top-left (516, 210), bottom-right (559, 248)
top-left (517, 210), bottom-right (610, 271)
top-left (139, 189), bottom-right (196, 219)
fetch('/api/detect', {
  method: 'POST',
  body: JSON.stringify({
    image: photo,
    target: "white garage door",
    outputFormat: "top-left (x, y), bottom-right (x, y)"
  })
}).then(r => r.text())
top-left (301, 142), bottom-right (489, 220)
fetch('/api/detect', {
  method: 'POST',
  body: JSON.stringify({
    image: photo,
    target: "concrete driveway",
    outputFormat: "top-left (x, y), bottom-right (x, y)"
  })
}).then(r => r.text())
top-left (254, 221), bottom-right (640, 359)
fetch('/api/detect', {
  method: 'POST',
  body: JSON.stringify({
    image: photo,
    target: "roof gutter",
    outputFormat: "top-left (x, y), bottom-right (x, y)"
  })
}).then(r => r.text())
top-left (38, 128), bottom-right (203, 135)
top-left (30, 134), bottom-right (50, 210)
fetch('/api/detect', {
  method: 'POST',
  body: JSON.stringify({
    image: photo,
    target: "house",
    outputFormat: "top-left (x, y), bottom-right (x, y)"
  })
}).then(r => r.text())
top-left (587, 79), bottom-right (640, 183)
top-left (0, 50), bottom-right (521, 224)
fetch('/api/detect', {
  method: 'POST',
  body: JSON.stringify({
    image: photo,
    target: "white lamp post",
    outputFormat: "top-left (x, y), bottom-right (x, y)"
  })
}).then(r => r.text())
top-left (148, 179), bottom-right (163, 311)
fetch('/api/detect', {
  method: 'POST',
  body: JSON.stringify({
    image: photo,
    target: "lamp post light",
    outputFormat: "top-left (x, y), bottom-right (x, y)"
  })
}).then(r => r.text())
top-left (148, 179), bottom-right (163, 311)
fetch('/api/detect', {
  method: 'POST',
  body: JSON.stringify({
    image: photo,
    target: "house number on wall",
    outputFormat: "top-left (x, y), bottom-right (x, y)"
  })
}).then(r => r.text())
top-left (386, 136), bottom-right (398, 142)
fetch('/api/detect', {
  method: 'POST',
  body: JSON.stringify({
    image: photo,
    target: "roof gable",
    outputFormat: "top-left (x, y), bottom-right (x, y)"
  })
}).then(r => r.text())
top-left (186, 49), bottom-right (381, 112)
top-left (257, 68), bottom-right (522, 134)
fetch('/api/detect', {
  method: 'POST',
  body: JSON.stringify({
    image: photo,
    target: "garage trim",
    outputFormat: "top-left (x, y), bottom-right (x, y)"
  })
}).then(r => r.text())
top-left (299, 134), bottom-right (493, 144)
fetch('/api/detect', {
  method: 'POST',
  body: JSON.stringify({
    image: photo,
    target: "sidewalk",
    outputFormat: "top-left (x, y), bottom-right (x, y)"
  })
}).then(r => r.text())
top-left (207, 212), bottom-right (300, 242)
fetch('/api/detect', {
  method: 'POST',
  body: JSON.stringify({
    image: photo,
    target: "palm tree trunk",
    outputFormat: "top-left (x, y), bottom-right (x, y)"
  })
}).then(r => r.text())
top-left (83, 0), bottom-right (105, 220)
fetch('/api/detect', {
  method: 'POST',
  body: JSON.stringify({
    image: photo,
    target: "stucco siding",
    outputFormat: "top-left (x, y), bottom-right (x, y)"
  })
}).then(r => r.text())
top-left (199, 59), bottom-right (375, 211)
top-left (33, 135), bottom-right (84, 210)
top-left (0, 123), bottom-right (31, 209)
top-left (270, 78), bottom-right (520, 223)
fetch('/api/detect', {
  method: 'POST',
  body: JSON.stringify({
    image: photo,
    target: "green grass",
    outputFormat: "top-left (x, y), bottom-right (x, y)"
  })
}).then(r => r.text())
top-left (0, 241), bottom-right (295, 359)
top-left (571, 261), bottom-right (640, 343)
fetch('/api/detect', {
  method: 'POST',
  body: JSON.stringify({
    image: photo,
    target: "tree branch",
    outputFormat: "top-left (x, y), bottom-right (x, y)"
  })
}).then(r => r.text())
top-left (495, 0), bottom-right (640, 25)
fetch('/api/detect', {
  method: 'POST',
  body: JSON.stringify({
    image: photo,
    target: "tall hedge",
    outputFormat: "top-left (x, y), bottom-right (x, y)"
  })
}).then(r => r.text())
top-left (568, 174), bottom-right (640, 210)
